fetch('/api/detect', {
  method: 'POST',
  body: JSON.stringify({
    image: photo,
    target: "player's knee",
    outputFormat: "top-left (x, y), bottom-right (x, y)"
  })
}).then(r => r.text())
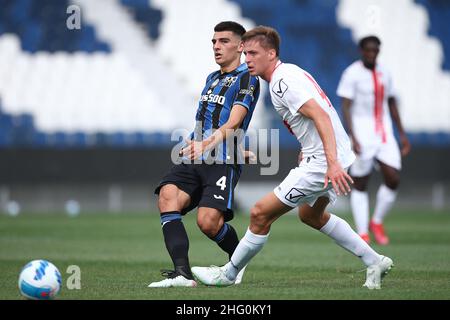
top-left (385, 176), bottom-right (400, 190)
top-left (158, 195), bottom-right (171, 211)
top-left (298, 208), bottom-right (313, 225)
top-left (197, 218), bottom-right (222, 238)
top-left (298, 210), bottom-right (308, 224)
top-left (158, 185), bottom-right (177, 211)
top-left (250, 203), bottom-right (269, 228)
top-left (198, 222), bottom-right (219, 238)
top-left (197, 210), bottom-right (223, 238)
top-left (353, 178), bottom-right (369, 191)
top-left (298, 205), bottom-right (325, 229)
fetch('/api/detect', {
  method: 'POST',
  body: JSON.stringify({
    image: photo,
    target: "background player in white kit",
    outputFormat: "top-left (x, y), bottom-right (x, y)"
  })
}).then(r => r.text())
top-left (337, 36), bottom-right (411, 245)
top-left (192, 26), bottom-right (394, 289)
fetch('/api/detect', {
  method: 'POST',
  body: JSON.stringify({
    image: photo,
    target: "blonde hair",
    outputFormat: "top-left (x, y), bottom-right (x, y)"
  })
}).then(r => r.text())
top-left (242, 26), bottom-right (280, 56)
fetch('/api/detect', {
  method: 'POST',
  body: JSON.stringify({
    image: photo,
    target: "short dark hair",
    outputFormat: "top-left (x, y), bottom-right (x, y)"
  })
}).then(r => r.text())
top-left (359, 35), bottom-right (381, 49)
top-left (214, 21), bottom-right (246, 37)
top-left (242, 26), bottom-right (281, 56)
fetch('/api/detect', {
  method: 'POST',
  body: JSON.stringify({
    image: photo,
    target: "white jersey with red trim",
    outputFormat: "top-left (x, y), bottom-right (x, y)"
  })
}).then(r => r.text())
top-left (337, 60), bottom-right (396, 146)
top-left (269, 62), bottom-right (355, 169)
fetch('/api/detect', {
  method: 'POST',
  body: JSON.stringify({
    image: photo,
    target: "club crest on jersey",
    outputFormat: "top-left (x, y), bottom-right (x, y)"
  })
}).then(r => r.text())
top-left (210, 78), bottom-right (220, 88)
top-left (285, 188), bottom-right (306, 204)
top-left (221, 76), bottom-right (238, 87)
top-left (272, 79), bottom-right (288, 98)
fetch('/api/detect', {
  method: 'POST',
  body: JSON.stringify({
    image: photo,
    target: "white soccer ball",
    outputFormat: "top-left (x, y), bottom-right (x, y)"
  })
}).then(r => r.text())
top-left (18, 260), bottom-right (62, 300)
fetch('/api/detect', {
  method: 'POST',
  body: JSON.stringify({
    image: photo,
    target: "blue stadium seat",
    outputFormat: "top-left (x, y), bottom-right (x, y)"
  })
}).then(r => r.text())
top-left (21, 21), bottom-right (42, 52)
top-left (403, 131), bottom-right (450, 146)
top-left (147, 132), bottom-right (172, 146)
top-left (47, 132), bottom-right (68, 148)
top-left (32, 132), bottom-right (49, 147)
top-left (416, 0), bottom-right (450, 70)
top-left (121, 0), bottom-right (151, 8)
top-left (120, 0), bottom-right (162, 40)
top-left (94, 133), bottom-right (109, 147)
top-left (0, 0), bottom-right (110, 53)
top-left (133, 132), bottom-right (152, 147)
top-left (231, 0), bottom-right (357, 147)
top-left (1, 1), bottom-right (448, 148)
top-left (0, 113), bottom-right (14, 147)
top-left (108, 132), bottom-right (127, 147)
top-left (66, 132), bottom-right (89, 148)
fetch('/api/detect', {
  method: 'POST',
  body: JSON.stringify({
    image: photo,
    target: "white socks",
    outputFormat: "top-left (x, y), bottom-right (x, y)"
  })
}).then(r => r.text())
top-left (372, 184), bottom-right (397, 224)
top-left (224, 228), bottom-right (269, 280)
top-left (351, 185), bottom-right (397, 230)
top-left (223, 211), bottom-right (387, 280)
top-left (350, 189), bottom-right (369, 234)
top-left (320, 213), bottom-right (381, 266)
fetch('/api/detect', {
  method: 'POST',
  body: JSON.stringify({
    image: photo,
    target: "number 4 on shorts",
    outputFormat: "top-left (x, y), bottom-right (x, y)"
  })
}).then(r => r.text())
top-left (216, 176), bottom-right (227, 191)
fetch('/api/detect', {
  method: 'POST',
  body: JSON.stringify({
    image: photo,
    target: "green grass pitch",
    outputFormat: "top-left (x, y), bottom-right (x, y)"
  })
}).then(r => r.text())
top-left (1, 210), bottom-right (449, 300)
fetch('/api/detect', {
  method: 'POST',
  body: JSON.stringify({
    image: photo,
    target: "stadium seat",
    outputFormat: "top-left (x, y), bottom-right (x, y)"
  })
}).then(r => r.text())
top-left (120, 0), bottom-right (163, 40)
top-left (416, 0), bottom-right (450, 70)
top-left (0, 0), bottom-right (449, 147)
top-left (231, 0), bottom-right (357, 145)
top-left (337, 0), bottom-right (450, 137)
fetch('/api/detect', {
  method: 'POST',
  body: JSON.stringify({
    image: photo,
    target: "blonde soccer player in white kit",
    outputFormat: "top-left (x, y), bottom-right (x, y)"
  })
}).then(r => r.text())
top-left (192, 26), bottom-right (393, 289)
top-left (337, 36), bottom-right (411, 245)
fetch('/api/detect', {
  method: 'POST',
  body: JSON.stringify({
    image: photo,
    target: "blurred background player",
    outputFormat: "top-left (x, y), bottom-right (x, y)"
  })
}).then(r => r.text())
top-left (192, 26), bottom-right (393, 290)
top-left (337, 36), bottom-right (411, 245)
top-left (150, 21), bottom-right (260, 287)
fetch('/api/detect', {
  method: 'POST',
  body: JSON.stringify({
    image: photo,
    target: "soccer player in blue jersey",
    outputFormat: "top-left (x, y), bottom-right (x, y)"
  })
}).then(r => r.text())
top-left (149, 21), bottom-right (260, 288)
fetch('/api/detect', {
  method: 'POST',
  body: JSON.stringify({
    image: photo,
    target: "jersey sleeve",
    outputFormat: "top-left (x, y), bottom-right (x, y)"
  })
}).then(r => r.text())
top-left (271, 75), bottom-right (314, 115)
top-left (233, 73), bottom-right (260, 110)
top-left (336, 68), bottom-right (356, 100)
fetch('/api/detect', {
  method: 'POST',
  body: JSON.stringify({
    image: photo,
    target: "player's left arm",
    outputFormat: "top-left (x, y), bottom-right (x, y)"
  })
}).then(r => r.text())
top-left (204, 104), bottom-right (248, 148)
top-left (182, 105), bottom-right (249, 160)
top-left (204, 75), bottom-right (259, 153)
top-left (298, 99), bottom-right (353, 195)
top-left (388, 97), bottom-right (410, 156)
top-left (183, 75), bottom-right (259, 160)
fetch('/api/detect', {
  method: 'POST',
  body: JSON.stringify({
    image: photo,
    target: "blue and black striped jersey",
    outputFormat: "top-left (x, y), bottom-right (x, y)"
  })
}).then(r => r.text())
top-left (191, 63), bottom-right (260, 163)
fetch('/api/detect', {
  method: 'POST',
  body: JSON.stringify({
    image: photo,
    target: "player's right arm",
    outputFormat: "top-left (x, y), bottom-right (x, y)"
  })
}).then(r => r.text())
top-left (298, 99), bottom-right (353, 196)
top-left (272, 71), bottom-right (352, 195)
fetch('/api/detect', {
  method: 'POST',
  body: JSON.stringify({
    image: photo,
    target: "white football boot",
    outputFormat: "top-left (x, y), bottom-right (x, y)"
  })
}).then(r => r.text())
top-left (148, 270), bottom-right (197, 288)
top-left (234, 265), bottom-right (247, 285)
top-left (363, 256), bottom-right (394, 289)
top-left (191, 265), bottom-right (235, 287)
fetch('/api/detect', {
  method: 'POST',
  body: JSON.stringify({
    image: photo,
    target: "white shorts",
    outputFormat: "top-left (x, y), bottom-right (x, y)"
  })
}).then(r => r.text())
top-left (274, 157), bottom-right (343, 208)
top-left (350, 135), bottom-right (401, 177)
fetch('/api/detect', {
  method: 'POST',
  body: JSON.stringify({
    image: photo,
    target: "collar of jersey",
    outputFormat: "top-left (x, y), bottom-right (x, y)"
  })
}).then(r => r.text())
top-left (219, 63), bottom-right (247, 76)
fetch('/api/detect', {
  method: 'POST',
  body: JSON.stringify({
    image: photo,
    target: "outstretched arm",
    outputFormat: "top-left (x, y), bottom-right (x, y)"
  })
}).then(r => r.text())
top-left (388, 97), bottom-right (410, 156)
top-left (182, 105), bottom-right (248, 160)
top-left (298, 99), bottom-right (353, 195)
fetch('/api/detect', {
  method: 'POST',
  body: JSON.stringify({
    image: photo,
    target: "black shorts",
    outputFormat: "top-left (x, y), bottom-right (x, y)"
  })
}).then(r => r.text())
top-left (154, 163), bottom-right (240, 222)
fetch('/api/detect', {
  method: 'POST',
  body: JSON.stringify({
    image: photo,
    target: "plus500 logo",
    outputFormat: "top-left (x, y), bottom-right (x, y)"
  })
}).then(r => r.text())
top-left (200, 94), bottom-right (225, 105)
